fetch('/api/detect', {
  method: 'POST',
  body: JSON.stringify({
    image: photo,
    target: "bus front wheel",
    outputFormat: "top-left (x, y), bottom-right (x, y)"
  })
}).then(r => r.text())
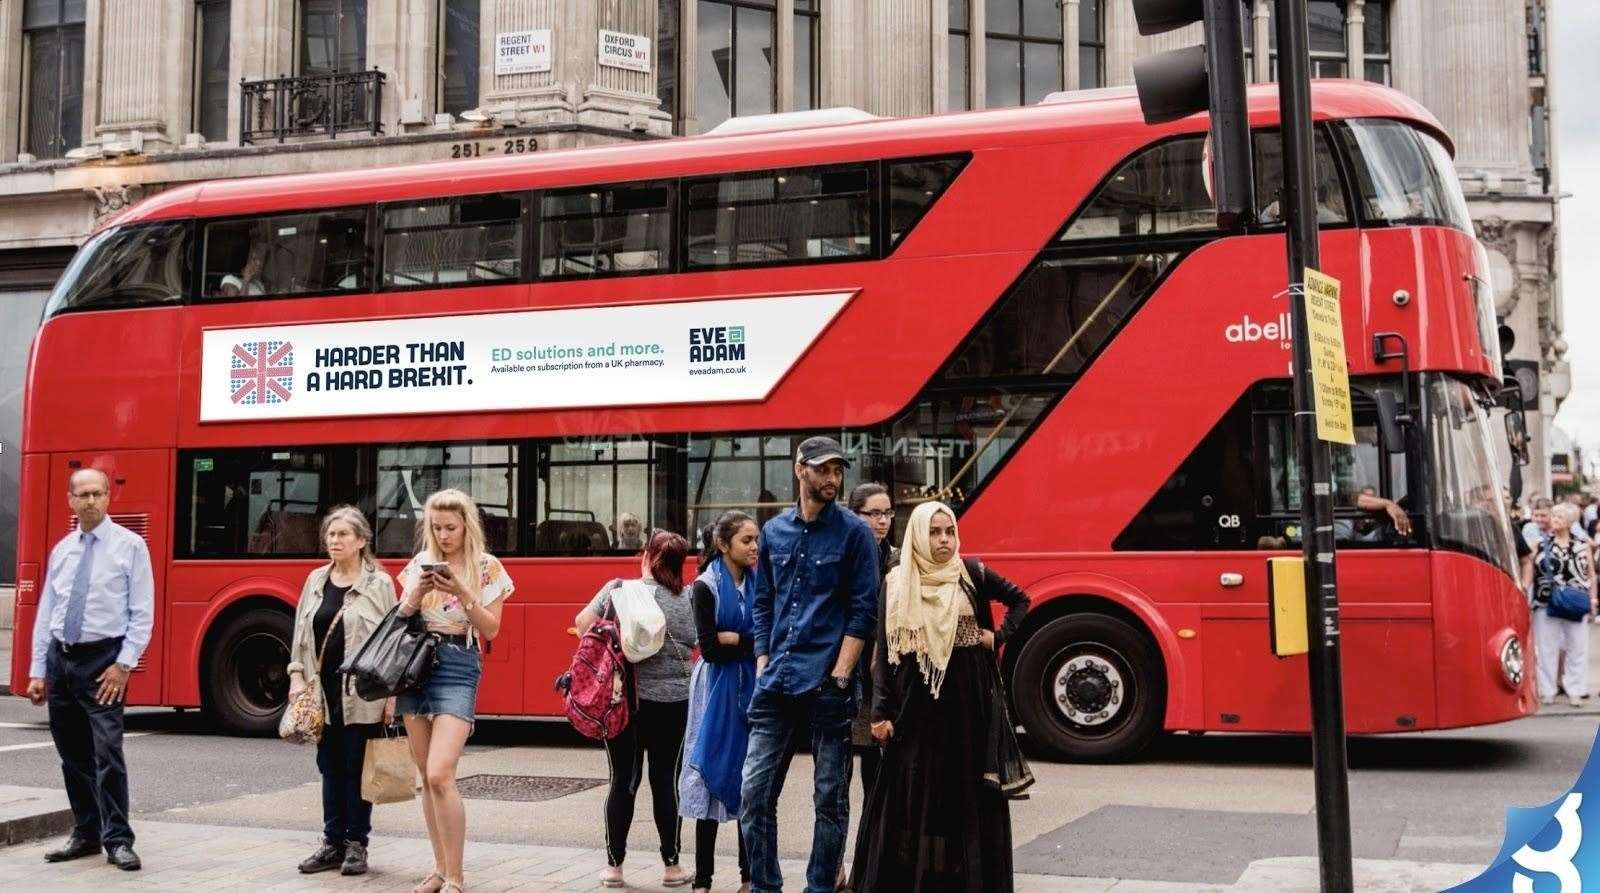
top-left (203, 607), bottom-right (293, 736)
top-left (1012, 612), bottom-right (1164, 762)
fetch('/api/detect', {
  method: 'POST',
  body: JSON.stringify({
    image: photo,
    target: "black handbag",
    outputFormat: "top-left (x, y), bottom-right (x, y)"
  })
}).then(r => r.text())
top-left (340, 603), bottom-right (438, 701)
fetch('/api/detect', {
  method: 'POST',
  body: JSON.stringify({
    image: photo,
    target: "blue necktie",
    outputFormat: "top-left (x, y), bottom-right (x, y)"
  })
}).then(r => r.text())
top-left (62, 532), bottom-right (97, 644)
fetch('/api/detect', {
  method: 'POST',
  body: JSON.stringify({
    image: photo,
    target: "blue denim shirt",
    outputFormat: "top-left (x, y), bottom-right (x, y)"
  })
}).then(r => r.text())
top-left (752, 502), bottom-right (880, 695)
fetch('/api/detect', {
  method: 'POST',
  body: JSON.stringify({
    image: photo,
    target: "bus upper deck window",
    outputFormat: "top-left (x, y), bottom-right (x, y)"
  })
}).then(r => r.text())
top-left (1338, 119), bottom-right (1472, 233)
top-left (44, 222), bottom-right (190, 318)
top-left (200, 208), bottom-right (369, 299)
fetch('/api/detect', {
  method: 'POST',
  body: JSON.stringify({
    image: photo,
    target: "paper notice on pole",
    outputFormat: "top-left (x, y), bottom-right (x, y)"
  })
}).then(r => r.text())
top-left (1302, 268), bottom-right (1355, 445)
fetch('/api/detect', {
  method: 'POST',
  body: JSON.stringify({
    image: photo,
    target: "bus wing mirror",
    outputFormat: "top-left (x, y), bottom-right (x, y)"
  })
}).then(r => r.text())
top-left (1504, 404), bottom-right (1531, 469)
top-left (1375, 388), bottom-right (1408, 455)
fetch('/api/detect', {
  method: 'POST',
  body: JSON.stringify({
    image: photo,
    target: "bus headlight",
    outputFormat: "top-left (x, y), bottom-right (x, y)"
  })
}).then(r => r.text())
top-left (1499, 636), bottom-right (1525, 689)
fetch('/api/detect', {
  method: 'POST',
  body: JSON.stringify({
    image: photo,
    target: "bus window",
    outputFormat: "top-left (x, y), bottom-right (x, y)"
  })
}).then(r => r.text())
top-left (44, 222), bottom-right (190, 317)
top-left (684, 163), bottom-right (874, 268)
top-left (1336, 119), bottom-right (1472, 232)
top-left (687, 434), bottom-right (863, 540)
top-left (382, 193), bottom-right (523, 289)
top-left (1252, 129), bottom-right (1350, 226)
top-left (374, 443), bottom-right (519, 556)
top-left (179, 448), bottom-right (331, 557)
top-left (1113, 391), bottom-right (1258, 551)
top-left (878, 390), bottom-right (1053, 517)
top-left (886, 155), bottom-right (968, 248)
top-left (1426, 376), bottom-right (1519, 581)
top-left (539, 181), bottom-right (672, 278)
top-left (201, 209), bottom-right (369, 299)
top-left (1059, 136), bottom-right (1214, 240)
top-left (941, 253), bottom-right (1176, 380)
top-left (535, 438), bottom-right (682, 555)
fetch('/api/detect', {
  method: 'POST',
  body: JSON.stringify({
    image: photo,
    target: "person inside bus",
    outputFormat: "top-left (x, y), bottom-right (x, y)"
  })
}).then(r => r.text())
top-left (286, 506), bottom-right (397, 877)
top-left (576, 531), bottom-right (697, 888)
top-left (1349, 485), bottom-right (1413, 542)
top-left (1530, 503), bottom-right (1597, 707)
top-left (851, 500), bottom-right (1031, 893)
top-left (678, 511), bottom-right (760, 893)
top-left (217, 239), bottom-right (269, 297)
top-left (616, 511), bottom-right (646, 551)
top-left (395, 489), bottom-right (515, 893)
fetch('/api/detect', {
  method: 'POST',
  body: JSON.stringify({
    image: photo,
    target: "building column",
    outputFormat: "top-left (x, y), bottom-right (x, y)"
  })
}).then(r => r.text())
top-left (679, 0), bottom-right (699, 133)
top-left (87, 0), bottom-right (187, 152)
top-left (930, 0), bottom-right (949, 112)
top-left (369, 0), bottom-right (440, 132)
top-left (576, 1), bottom-right (671, 134)
top-left (1252, 0), bottom-right (1271, 83)
top-left (1346, 0), bottom-right (1365, 80)
top-left (1063, 0), bottom-right (1080, 91)
top-left (776, 0), bottom-right (795, 111)
top-left (819, 0), bottom-right (861, 108)
top-left (0, 3), bottom-right (24, 161)
top-left (969, 0), bottom-right (986, 108)
top-left (480, 1), bottom-right (568, 124)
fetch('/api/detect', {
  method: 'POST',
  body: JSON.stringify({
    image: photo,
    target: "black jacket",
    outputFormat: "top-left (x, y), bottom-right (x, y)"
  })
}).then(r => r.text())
top-left (870, 557), bottom-right (1029, 724)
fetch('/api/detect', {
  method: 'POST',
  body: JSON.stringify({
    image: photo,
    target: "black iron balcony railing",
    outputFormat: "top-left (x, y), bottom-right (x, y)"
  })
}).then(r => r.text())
top-left (240, 69), bottom-right (385, 145)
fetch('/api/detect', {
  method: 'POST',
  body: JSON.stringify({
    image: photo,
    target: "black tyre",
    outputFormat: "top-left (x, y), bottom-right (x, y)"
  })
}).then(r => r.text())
top-left (1011, 612), bottom-right (1165, 762)
top-left (203, 607), bottom-right (294, 736)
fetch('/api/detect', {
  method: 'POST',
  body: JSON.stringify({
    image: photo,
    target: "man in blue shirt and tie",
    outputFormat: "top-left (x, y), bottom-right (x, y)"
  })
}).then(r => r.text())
top-left (740, 436), bottom-right (879, 893)
top-left (26, 467), bottom-right (154, 872)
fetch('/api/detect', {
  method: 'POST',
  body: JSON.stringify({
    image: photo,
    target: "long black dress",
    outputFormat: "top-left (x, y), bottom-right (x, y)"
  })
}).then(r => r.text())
top-left (850, 559), bottom-right (1030, 893)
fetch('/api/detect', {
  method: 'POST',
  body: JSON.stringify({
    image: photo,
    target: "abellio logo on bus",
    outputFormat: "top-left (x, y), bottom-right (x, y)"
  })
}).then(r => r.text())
top-left (1224, 312), bottom-right (1293, 350)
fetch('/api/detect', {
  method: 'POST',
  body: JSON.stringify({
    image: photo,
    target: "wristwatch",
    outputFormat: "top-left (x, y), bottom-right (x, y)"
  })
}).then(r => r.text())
top-left (831, 674), bottom-right (851, 690)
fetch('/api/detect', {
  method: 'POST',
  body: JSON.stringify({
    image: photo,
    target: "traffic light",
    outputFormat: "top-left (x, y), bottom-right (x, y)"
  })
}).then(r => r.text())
top-left (1131, 0), bottom-right (1254, 229)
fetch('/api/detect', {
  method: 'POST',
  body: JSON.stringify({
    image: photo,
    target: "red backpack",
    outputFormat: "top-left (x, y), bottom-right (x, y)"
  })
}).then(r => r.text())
top-left (556, 606), bottom-right (634, 741)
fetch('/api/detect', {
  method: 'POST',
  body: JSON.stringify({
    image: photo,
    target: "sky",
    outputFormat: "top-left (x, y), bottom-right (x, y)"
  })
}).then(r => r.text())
top-left (1550, 3), bottom-right (1600, 470)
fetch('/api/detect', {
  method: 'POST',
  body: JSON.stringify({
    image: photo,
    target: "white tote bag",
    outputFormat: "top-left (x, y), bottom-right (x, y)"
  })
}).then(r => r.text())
top-left (611, 579), bottom-right (667, 663)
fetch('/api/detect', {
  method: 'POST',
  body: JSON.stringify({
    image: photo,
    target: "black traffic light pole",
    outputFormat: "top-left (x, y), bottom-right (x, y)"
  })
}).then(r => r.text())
top-left (1273, 1), bottom-right (1355, 889)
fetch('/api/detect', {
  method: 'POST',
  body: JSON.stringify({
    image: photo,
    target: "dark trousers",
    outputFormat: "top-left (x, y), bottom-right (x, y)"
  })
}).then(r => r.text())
top-left (695, 819), bottom-right (750, 888)
top-left (315, 722), bottom-right (375, 847)
top-left (45, 639), bottom-right (133, 850)
top-left (857, 746), bottom-right (881, 801)
top-left (603, 698), bottom-right (688, 867)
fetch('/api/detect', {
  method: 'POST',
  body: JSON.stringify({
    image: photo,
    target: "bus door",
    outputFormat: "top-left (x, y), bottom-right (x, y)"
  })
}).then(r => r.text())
top-left (46, 450), bottom-right (170, 704)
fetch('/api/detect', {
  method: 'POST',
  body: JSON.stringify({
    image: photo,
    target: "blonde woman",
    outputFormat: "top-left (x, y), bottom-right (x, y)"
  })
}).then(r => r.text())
top-left (286, 506), bottom-right (397, 877)
top-left (396, 489), bottom-right (515, 893)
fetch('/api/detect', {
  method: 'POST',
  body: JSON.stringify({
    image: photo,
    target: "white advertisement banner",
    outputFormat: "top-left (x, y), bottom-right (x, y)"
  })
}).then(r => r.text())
top-left (495, 29), bottom-right (552, 75)
top-left (200, 293), bottom-right (854, 423)
top-left (597, 30), bottom-right (652, 73)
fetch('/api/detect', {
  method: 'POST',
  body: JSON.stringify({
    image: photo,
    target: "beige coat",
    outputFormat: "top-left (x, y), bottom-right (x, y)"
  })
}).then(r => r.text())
top-left (286, 562), bottom-right (396, 726)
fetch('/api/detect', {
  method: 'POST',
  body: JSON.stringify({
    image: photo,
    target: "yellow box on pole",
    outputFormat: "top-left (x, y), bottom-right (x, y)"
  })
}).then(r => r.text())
top-left (1268, 556), bottom-right (1309, 658)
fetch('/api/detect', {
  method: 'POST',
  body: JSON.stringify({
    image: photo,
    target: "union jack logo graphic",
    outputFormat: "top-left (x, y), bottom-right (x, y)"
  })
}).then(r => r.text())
top-left (230, 340), bottom-right (294, 405)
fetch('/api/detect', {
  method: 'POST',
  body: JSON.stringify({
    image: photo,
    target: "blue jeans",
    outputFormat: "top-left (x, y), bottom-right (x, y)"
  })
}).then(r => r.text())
top-left (739, 682), bottom-right (855, 893)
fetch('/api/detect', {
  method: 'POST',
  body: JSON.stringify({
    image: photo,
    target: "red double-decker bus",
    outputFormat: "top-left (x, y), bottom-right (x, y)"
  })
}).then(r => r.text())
top-left (11, 80), bottom-right (1531, 760)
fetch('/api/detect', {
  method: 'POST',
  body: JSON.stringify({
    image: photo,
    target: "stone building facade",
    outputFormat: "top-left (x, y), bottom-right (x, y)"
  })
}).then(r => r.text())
top-left (0, 0), bottom-right (1568, 573)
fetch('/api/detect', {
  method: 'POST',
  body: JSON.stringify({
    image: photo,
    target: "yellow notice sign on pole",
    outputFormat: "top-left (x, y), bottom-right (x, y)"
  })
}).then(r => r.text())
top-left (1302, 268), bottom-right (1356, 446)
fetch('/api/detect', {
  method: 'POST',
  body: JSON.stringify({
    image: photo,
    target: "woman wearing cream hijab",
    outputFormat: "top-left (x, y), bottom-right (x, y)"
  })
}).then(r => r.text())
top-left (849, 501), bottom-right (1031, 893)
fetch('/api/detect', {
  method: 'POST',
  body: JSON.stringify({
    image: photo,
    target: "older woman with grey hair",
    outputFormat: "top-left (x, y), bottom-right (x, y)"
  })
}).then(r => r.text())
top-left (286, 505), bottom-right (398, 877)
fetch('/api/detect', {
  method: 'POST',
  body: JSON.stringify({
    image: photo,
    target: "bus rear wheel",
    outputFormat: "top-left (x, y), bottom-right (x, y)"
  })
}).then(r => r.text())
top-left (1012, 612), bottom-right (1164, 762)
top-left (204, 607), bottom-right (293, 736)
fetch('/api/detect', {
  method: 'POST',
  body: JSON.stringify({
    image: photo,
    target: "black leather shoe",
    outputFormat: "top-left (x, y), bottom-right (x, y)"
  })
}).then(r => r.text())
top-left (107, 844), bottom-right (141, 871)
top-left (298, 842), bottom-right (344, 874)
top-left (43, 836), bottom-right (100, 863)
top-left (341, 842), bottom-right (368, 876)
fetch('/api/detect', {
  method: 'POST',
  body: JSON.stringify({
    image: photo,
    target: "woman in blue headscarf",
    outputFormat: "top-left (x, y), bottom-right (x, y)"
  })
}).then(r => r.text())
top-left (679, 510), bottom-right (759, 893)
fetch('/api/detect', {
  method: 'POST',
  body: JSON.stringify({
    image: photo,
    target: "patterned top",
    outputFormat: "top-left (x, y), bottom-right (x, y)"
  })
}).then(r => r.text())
top-left (1537, 538), bottom-right (1594, 597)
top-left (398, 552), bottom-right (515, 634)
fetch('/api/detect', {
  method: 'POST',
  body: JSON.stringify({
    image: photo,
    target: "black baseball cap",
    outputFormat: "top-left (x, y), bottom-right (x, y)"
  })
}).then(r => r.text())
top-left (795, 436), bottom-right (850, 468)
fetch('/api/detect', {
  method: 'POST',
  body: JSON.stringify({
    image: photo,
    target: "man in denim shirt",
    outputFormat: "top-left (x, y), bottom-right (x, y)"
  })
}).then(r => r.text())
top-left (740, 436), bottom-right (879, 893)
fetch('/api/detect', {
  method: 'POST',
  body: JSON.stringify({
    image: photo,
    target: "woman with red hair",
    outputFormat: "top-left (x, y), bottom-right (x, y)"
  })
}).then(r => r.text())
top-left (576, 530), bottom-right (698, 888)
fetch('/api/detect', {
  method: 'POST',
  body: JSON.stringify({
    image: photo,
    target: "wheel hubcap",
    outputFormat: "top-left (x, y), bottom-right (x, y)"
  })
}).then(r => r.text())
top-left (1053, 655), bottom-right (1125, 727)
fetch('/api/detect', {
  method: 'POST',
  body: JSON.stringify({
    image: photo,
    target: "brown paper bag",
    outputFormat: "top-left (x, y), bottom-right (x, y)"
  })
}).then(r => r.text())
top-left (361, 732), bottom-right (416, 805)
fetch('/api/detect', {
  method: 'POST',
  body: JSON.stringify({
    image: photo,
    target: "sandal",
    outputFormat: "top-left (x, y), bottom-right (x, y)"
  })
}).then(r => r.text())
top-left (411, 873), bottom-right (445, 893)
top-left (440, 883), bottom-right (465, 893)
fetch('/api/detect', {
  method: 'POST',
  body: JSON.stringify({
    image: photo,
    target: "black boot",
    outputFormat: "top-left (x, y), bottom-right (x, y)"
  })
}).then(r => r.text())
top-left (298, 842), bottom-right (345, 874)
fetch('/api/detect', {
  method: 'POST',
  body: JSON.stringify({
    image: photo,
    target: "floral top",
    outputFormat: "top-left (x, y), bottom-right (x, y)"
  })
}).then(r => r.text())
top-left (398, 552), bottom-right (515, 634)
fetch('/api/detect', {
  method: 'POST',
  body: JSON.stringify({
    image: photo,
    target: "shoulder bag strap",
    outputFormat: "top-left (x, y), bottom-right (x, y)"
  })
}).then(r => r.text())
top-left (311, 601), bottom-right (351, 676)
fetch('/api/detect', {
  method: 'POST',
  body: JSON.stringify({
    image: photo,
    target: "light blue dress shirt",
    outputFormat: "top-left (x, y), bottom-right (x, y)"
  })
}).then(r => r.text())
top-left (29, 518), bottom-right (155, 678)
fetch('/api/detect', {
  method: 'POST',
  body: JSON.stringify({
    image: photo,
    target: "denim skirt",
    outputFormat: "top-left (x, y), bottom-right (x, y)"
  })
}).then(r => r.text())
top-left (396, 640), bottom-right (482, 730)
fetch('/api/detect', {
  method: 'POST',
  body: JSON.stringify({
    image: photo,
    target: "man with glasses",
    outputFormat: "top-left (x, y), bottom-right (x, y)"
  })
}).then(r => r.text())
top-left (26, 468), bottom-right (154, 873)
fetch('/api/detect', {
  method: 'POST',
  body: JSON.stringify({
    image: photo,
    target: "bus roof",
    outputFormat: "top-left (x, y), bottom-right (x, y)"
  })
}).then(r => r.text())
top-left (110, 79), bottom-right (1447, 229)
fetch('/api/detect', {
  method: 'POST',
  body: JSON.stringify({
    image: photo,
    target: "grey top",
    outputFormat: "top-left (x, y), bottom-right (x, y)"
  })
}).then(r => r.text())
top-left (586, 577), bottom-right (697, 702)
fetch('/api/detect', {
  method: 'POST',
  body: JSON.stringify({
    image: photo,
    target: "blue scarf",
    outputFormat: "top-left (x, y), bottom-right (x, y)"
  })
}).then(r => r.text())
top-left (690, 556), bottom-right (756, 813)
